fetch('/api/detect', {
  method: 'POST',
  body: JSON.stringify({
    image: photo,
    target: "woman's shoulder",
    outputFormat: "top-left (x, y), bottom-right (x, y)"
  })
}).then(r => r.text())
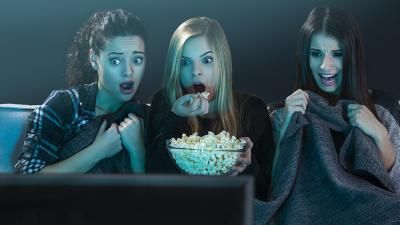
top-left (235, 92), bottom-right (267, 111)
top-left (40, 87), bottom-right (78, 112)
top-left (45, 83), bottom-right (94, 105)
top-left (234, 92), bottom-right (271, 130)
top-left (149, 89), bottom-right (170, 113)
top-left (35, 83), bottom-right (95, 122)
top-left (150, 89), bottom-right (167, 105)
top-left (375, 104), bottom-right (400, 127)
top-left (370, 89), bottom-right (399, 107)
top-left (235, 92), bottom-right (285, 120)
top-left (150, 89), bottom-right (165, 101)
top-left (371, 89), bottom-right (400, 124)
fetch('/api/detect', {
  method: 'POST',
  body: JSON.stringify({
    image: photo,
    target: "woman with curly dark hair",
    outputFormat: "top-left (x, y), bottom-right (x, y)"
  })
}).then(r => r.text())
top-left (16, 9), bottom-right (149, 174)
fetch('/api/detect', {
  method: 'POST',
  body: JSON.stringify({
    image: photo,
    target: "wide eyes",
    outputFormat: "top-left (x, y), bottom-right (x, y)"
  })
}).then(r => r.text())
top-left (181, 56), bottom-right (214, 66)
top-left (181, 58), bottom-right (192, 66)
top-left (332, 51), bottom-right (343, 57)
top-left (310, 50), bottom-right (322, 57)
top-left (202, 56), bottom-right (214, 64)
top-left (108, 56), bottom-right (144, 66)
top-left (133, 56), bottom-right (144, 65)
top-left (109, 57), bottom-right (121, 65)
top-left (309, 50), bottom-right (343, 58)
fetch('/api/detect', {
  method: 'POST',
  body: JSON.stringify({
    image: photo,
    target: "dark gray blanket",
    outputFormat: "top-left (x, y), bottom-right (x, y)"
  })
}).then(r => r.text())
top-left (257, 92), bottom-right (400, 225)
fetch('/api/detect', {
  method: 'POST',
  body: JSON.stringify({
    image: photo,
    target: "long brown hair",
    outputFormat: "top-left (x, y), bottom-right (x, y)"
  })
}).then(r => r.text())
top-left (296, 6), bottom-right (376, 115)
top-left (163, 17), bottom-right (240, 136)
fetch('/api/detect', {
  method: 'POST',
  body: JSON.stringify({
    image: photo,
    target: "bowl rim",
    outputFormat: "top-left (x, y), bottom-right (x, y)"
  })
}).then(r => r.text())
top-left (166, 139), bottom-right (246, 152)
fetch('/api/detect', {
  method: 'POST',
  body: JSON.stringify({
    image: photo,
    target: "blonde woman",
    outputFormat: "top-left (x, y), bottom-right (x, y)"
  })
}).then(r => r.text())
top-left (147, 17), bottom-right (274, 200)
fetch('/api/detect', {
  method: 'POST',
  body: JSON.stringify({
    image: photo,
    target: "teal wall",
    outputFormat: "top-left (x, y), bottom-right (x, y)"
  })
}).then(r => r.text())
top-left (0, 0), bottom-right (399, 104)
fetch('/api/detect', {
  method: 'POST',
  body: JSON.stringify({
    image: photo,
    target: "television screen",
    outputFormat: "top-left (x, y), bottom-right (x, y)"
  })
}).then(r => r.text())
top-left (0, 174), bottom-right (254, 225)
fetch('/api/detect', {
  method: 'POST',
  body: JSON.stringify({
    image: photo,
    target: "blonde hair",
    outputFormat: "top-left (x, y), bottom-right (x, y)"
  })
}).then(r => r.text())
top-left (163, 17), bottom-right (240, 136)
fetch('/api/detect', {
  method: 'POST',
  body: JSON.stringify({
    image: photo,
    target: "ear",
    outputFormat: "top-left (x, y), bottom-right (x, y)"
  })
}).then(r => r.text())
top-left (89, 49), bottom-right (99, 71)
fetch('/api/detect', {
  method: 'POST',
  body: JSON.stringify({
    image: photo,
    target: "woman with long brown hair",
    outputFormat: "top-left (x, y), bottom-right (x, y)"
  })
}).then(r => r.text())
top-left (262, 6), bottom-right (400, 225)
top-left (271, 6), bottom-right (400, 181)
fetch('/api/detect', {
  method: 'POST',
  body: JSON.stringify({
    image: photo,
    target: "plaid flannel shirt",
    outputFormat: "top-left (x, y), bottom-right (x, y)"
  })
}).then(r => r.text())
top-left (15, 83), bottom-right (97, 173)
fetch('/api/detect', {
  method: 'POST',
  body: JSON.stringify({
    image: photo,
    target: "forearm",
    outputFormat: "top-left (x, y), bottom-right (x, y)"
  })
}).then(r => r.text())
top-left (272, 119), bottom-right (288, 178)
top-left (278, 114), bottom-right (292, 145)
top-left (126, 143), bottom-right (146, 173)
top-left (40, 145), bottom-right (103, 173)
top-left (373, 131), bottom-right (396, 171)
top-left (271, 145), bottom-right (281, 180)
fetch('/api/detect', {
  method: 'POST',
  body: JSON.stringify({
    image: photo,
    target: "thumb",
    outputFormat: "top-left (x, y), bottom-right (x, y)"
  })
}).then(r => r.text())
top-left (179, 94), bottom-right (196, 105)
top-left (96, 120), bottom-right (108, 138)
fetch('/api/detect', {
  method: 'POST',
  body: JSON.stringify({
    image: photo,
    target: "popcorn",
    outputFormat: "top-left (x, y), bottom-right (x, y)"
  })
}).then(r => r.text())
top-left (170, 131), bottom-right (244, 150)
top-left (168, 131), bottom-right (246, 175)
top-left (199, 91), bottom-right (210, 99)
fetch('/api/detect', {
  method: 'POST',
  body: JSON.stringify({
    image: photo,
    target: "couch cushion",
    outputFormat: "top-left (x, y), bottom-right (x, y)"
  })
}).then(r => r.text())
top-left (0, 104), bottom-right (37, 173)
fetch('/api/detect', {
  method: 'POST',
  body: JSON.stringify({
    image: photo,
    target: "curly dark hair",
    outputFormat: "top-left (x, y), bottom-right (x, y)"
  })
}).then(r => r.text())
top-left (66, 9), bottom-right (147, 86)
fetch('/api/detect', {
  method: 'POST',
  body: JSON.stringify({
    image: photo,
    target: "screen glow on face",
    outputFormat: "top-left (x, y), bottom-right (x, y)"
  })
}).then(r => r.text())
top-left (309, 32), bottom-right (343, 95)
top-left (96, 36), bottom-right (146, 103)
top-left (180, 35), bottom-right (216, 92)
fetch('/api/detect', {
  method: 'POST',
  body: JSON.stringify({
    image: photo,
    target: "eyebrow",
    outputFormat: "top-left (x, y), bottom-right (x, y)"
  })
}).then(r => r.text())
top-left (200, 51), bottom-right (213, 57)
top-left (133, 51), bottom-right (145, 55)
top-left (182, 51), bottom-right (213, 58)
top-left (107, 52), bottom-right (123, 56)
top-left (107, 51), bottom-right (145, 56)
top-left (309, 48), bottom-right (343, 52)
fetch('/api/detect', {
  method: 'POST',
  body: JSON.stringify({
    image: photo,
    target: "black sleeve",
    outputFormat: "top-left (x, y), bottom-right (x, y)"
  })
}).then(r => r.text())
top-left (146, 90), bottom-right (190, 173)
top-left (237, 95), bottom-right (275, 201)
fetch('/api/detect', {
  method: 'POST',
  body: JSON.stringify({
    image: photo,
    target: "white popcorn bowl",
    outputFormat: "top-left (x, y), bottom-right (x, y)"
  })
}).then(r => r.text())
top-left (167, 140), bottom-right (246, 176)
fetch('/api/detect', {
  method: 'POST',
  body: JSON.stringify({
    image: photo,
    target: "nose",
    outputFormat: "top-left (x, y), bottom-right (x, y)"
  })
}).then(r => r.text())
top-left (320, 54), bottom-right (334, 70)
top-left (123, 62), bottom-right (134, 77)
top-left (192, 61), bottom-right (203, 76)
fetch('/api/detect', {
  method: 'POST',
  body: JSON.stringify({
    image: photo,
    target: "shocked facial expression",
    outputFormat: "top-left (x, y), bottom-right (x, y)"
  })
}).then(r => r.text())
top-left (180, 35), bottom-right (216, 99)
top-left (309, 32), bottom-right (343, 95)
top-left (92, 36), bottom-right (145, 103)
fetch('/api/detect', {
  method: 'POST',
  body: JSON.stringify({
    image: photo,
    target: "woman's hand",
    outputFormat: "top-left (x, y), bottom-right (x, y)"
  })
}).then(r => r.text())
top-left (118, 113), bottom-right (145, 153)
top-left (279, 89), bottom-right (309, 141)
top-left (347, 104), bottom-right (395, 170)
top-left (171, 93), bottom-right (209, 117)
top-left (347, 104), bottom-right (386, 139)
top-left (230, 137), bottom-right (253, 176)
top-left (283, 89), bottom-right (309, 122)
top-left (91, 121), bottom-right (123, 159)
top-left (118, 113), bottom-right (146, 173)
top-left (40, 120), bottom-right (123, 173)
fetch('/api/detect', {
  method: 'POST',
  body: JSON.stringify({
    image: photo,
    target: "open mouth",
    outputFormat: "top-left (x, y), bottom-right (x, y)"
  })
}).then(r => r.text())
top-left (192, 82), bottom-right (206, 93)
top-left (120, 81), bottom-right (135, 94)
top-left (319, 73), bottom-right (338, 87)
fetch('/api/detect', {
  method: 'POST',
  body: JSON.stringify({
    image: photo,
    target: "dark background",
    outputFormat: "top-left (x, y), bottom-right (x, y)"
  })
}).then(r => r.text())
top-left (0, 0), bottom-right (399, 105)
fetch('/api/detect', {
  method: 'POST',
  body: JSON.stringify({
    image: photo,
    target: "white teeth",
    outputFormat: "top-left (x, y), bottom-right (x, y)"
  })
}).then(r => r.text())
top-left (320, 73), bottom-right (335, 78)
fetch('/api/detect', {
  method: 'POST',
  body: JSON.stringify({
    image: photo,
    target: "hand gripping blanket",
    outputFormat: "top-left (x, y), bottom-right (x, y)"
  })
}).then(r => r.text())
top-left (256, 91), bottom-right (400, 225)
top-left (58, 101), bottom-right (148, 173)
